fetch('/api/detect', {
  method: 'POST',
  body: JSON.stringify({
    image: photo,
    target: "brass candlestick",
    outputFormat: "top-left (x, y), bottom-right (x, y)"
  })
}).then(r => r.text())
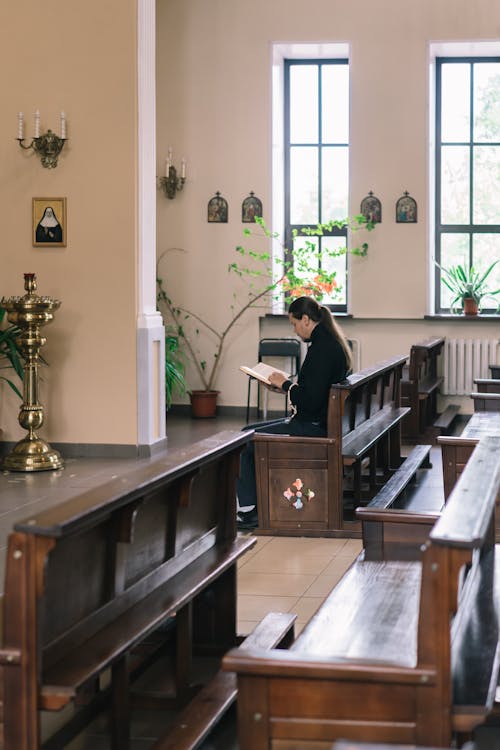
top-left (1, 273), bottom-right (63, 471)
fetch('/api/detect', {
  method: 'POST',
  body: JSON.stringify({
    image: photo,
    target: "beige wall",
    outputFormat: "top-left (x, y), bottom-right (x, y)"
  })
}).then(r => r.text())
top-left (1, 1), bottom-right (498, 447)
top-left (156, 0), bottom-right (500, 410)
top-left (0, 1), bottom-right (139, 444)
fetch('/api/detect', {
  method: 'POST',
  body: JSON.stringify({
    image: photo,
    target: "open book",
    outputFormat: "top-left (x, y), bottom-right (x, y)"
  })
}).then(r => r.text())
top-left (239, 361), bottom-right (290, 386)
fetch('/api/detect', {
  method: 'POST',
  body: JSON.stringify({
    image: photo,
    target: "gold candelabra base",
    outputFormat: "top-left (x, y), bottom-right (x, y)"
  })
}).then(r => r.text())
top-left (1, 273), bottom-right (63, 472)
top-left (3, 435), bottom-right (63, 472)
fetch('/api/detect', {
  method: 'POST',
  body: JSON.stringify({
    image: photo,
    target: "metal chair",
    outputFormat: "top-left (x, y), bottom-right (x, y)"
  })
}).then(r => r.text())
top-left (245, 338), bottom-right (301, 423)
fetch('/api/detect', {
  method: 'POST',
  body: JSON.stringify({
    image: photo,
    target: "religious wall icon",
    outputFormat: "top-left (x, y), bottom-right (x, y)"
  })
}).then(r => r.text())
top-left (396, 191), bottom-right (417, 223)
top-left (33, 197), bottom-right (67, 247)
top-left (360, 191), bottom-right (382, 223)
top-left (207, 191), bottom-right (228, 223)
top-left (242, 191), bottom-right (263, 223)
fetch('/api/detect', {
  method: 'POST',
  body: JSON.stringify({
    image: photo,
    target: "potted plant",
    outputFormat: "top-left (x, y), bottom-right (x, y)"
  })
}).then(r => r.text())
top-left (157, 215), bottom-right (375, 417)
top-left (436, 260), bottom-right (500, 315)
top-left (0, 306), bottom-right (24, 398)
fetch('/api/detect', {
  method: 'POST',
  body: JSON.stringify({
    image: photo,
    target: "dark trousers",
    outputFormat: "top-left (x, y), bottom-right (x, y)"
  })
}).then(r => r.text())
top-left (237, 417), bottom-right (326, 509)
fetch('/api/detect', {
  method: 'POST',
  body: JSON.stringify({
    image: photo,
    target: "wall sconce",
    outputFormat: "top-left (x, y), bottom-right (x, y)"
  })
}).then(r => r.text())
top-left (17, 110), bottom-right (67, 169)
top-left (158, 147), bottom-right (186, 199)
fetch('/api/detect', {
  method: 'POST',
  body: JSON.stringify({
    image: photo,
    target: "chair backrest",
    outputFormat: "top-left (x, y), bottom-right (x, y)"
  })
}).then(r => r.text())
top-left (258, 338), bottom-right (301, 358)
top-left (258, 338), bottom-right (301, 376)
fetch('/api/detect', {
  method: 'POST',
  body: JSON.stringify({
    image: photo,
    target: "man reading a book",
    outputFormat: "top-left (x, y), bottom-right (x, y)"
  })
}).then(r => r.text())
top-left (237, 296), bottom-right (352, 529)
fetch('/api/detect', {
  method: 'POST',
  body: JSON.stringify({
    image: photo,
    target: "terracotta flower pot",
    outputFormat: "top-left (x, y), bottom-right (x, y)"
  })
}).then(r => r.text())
top-left (463, 297), bottom-right (478, 316)
top-left (189, 390), bottom-right (219, 418)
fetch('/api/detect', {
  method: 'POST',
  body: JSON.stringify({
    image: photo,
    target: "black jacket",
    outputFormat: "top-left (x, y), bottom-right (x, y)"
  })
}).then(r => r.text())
top-left (284, 323), bottom-right (349, 427)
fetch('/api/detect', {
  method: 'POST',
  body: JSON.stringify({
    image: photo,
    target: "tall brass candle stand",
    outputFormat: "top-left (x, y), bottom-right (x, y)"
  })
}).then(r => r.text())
top-left (1, 273), bottom-right (63, 471)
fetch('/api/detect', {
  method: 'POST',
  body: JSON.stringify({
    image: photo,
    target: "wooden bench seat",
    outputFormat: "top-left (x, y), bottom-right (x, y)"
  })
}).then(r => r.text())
top-left (342, 405), bottom-right (410, 462)
top-left (0, 430), bottom-right (255, 750)
top-left (151, 612), bottom-right (296, 750)
top-left (433, 403), bottom-right (460, 430)
top-left (255, 355), bottom-right (412, 537)
top-left (224, 435), bottom-right (500, 748)
top-left (356, 444), bottom-right (435, 560)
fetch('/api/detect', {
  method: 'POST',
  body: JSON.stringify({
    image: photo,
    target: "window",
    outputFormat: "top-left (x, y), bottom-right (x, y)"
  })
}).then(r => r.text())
top-left (435, 57), bottom-right (500, 313)
top-left (284, 59), bottom-right (350, 312)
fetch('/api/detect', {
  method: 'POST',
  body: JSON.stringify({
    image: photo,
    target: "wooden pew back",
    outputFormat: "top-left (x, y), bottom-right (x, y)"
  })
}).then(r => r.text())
top-left (401, 337), bottom-right (449, 442)
top-left (0, 430), bottom-right (254, 750)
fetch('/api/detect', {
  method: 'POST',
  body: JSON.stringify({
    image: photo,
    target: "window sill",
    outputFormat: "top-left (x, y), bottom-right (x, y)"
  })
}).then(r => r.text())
top-left (424, 314), bottom-right (500, 321)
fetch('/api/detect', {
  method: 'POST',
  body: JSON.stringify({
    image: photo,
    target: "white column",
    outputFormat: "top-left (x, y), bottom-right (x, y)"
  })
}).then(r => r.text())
top-left (137, 0), bottom-right (166, 452)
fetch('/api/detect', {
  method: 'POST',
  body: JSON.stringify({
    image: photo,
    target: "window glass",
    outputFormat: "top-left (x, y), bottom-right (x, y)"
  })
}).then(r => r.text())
top-left (322, 147), bottom-right (349, 220)
top-left (473, 63), bottom-right (500, 142)
top-left (290, 65), bottom-right (318, 144)
top-left (322, 65), bottom-right (349, 143)
top-left (290, 146), bottom-right (318, 224)
top-left (441, 64), bottom-right (470, 142)
top-left (440, 146), bottom-right (469, 224)
top-left (473, 145), bottom-right (500, 224)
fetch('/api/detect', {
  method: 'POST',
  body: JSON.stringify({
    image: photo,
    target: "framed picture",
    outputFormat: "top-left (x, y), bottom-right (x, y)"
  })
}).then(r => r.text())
top-left (242, 191), bottom-right (263, 223)
top-left (396, 191), bottom-right (417, 223)
top-left (360, 191), bottom-right (381, 223)
top-left (207, 191), bottom-right (228, 223)
top-left (33, 197), bottom-right (67, 247)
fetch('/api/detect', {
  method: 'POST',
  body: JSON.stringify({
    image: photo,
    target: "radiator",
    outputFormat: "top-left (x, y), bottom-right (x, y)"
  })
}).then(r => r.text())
top-left (443, 338), bottom-right (499, 395)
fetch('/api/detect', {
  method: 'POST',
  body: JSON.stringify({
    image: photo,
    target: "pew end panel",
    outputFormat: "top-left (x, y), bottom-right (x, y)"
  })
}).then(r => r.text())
top-left (255, 435), bottom-right (344, 537)
top-left (254, 356), bottom-right (413, 537)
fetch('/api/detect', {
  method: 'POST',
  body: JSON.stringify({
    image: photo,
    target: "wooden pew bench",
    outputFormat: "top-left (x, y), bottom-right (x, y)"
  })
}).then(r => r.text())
top-left (355, 443), bottom-right (439, 560)
top-left (224, 435), bottom-right (500, 748)
top-left (401, 337), bottom-right (459, 443)
top-left (0, 430), bottom-right (255, 750)
top-left (255, 355), bottom-right (428, 537)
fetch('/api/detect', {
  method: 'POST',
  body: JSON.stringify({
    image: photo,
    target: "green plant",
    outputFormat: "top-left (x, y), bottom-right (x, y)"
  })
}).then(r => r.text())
top-left (0, 307), bottom-right (23, 399)
top-left (436, 260), bottom-right (500, 313)
top-left (157, 215), bottom-right (375, 393)
top-left (164, 330), bottom-right (186, 410)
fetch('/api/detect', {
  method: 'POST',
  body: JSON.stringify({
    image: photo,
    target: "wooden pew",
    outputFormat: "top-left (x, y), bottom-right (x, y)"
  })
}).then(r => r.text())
top-left (355, 443), bottom-right (439, 561)
top-left (401, 338), bottom-right (459, 443)
top-left (254, 355), bottom-right (431, 537)
top-left (224, 435), bottom-right (500, 748)
top-left (0, 430), bottom-right (258, 750)
top-left (474, 378), bottom-right (500, 394)
top-left (471, 392), bottom-right (500, 411)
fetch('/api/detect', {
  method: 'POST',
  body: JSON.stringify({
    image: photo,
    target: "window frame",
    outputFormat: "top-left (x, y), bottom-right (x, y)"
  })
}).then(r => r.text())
top-left (434, 55), bottom-right (500, 314)
top-left (284, 57), bottom-right (349, 313)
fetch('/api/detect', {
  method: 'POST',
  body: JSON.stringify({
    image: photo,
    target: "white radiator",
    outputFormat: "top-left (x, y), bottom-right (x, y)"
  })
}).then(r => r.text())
top-left (443, 338), bottom-right (499, 395)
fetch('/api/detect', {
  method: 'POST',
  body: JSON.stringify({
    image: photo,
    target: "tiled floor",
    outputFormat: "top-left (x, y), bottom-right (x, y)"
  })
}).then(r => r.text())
top-left (1, 413), bottom-right (498, 748)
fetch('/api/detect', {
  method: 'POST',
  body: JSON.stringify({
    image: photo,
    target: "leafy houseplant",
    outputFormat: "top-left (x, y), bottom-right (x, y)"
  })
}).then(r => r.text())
top-left (164, 330), bottom-right (186, 411)
top-left (436, 260), bottom-right (500, 315)
top-left (0, 306), bottom-right (24, 399)
top-left (157, 215), bottom-right (375, 416)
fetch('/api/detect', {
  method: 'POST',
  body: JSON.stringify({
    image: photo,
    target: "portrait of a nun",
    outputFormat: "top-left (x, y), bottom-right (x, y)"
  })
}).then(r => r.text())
top-left (35, 206), bottom-right (63, 243)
